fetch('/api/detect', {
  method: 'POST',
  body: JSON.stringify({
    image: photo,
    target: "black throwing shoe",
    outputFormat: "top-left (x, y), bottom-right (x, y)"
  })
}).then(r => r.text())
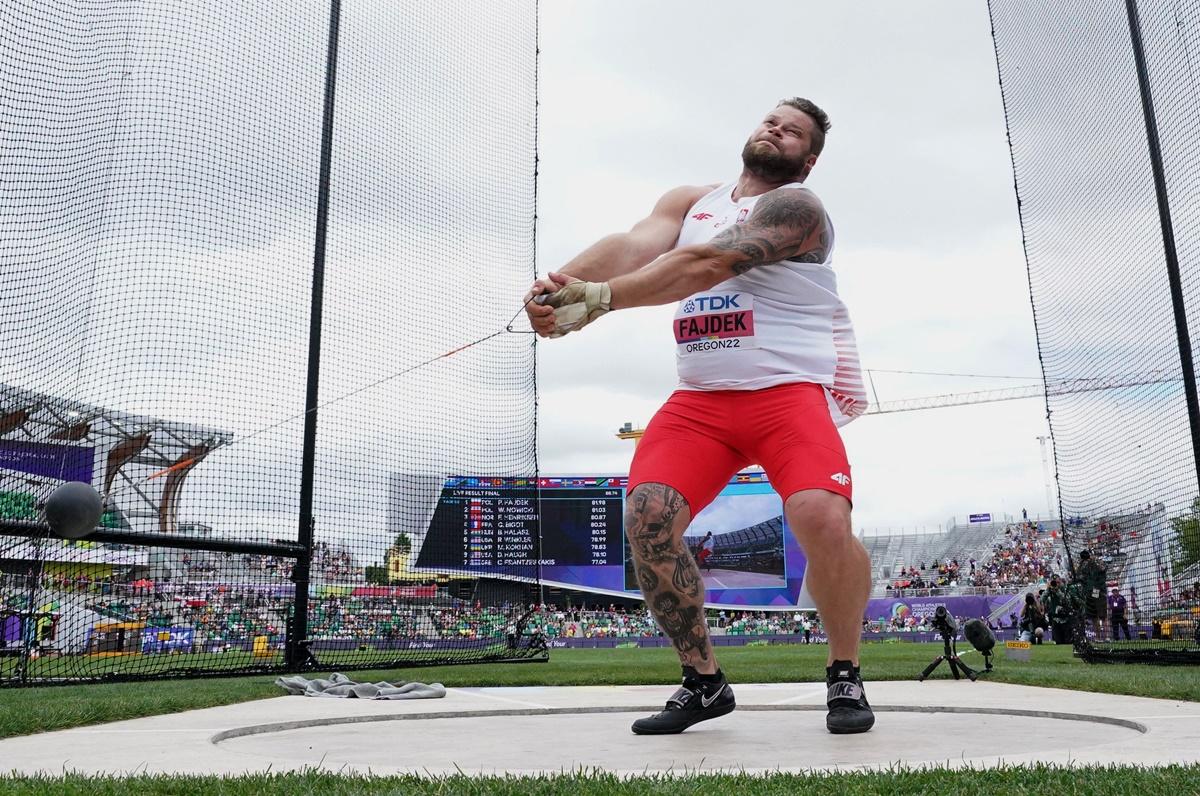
top-left (825, 660), bottom-right (875, 734)
top-left (631, 668), bottom-right (736, 735)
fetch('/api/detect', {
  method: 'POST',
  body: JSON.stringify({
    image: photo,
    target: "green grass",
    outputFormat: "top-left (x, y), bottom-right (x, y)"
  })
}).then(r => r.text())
top-left (0, 647), bottom-right (508, 679)
top-left (1, 642), bottom-right (1197, 742)
top-left (2, 643), bottom-right (1200, 791)
top-left (2, 766), bottom-right (1200, 794)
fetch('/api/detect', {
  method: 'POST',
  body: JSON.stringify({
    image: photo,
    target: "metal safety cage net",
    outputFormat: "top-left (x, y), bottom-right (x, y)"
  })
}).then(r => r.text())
top-left (989, 0), bottom-right (1200, 663)
top-left (0, 0), bottom-right (540, 686)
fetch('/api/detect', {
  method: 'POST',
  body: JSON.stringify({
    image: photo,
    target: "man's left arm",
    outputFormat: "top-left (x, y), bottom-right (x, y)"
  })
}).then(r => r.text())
top-left (608, 187), bottom-right (830, 310)
top-left (537, 188), bottom-right (828, 336)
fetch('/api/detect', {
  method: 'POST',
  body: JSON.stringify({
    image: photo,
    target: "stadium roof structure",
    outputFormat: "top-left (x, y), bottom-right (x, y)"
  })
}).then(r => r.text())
top-left (0, 382), bottom-right (233, 531)
top-left (0, 382), bottom-right (231, 449)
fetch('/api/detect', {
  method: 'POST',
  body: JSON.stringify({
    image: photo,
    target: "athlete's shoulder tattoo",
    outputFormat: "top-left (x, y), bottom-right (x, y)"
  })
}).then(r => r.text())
top-left (709, 188), bottom-right (829, 275)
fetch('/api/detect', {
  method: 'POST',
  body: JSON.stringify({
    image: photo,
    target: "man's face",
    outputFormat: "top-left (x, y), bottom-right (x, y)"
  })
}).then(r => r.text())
top-left (742, 105), bottom-right (819, 182)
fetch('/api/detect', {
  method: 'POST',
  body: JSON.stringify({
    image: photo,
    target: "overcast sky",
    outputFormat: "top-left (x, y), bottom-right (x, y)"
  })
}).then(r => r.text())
top-left (0, 0), bottom-right (1064, 545)
top-left (533, 0), bottom-right (1057, 534)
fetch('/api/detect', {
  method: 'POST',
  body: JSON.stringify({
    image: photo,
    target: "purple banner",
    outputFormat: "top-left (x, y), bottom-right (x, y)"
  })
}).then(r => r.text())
top-left (2, 614), bottom-right (21, 645)
top-left (0, 440), bottom-right (93, 483)
top-left (314, 630), bottom-right (1032, 652)
top-left (542, 631), bottom-right (1028, 648)
top-left (134, 628), bottom-right (1041, 656)
top-left (866, 595), bottom-right (1014, 624)
top-left (141, 627), bottom-right (196, 654)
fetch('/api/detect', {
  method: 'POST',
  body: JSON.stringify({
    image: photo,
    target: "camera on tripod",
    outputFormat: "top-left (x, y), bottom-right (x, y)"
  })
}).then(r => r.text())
top-left (918, 606), bottom-right (995, 682)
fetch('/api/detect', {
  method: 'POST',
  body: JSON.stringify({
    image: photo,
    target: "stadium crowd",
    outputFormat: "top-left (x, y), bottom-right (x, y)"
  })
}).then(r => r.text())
top-left (888, 559), bottom-right (964, 593)
top-left (3, 571), bottom-right (840, 648)
top-left (970, 522), bottom-right (1065, 589)
top-left (399, 604), bottom-right (825, 641)
top-left (887, 522), bottom-right (1067, 597)
top-left (177, 547), bottom-right (360, 583)
top-left (866, 612), bottom-right (967, 634)
top-left (1158, 578), bottom-right (1200, 615)
top-left (6, 515), bottom-right (1194, 653)
top-left (517, 605), bottom-right (826, 640)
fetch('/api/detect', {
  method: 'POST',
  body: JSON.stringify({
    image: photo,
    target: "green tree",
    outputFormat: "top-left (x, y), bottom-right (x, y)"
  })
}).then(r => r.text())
top-left (364, 565), bottom-right (388, 585)
top-left (393, 532), bottom-right (412, 554)
top-left (1169, 497), bottom-right (1200, 575)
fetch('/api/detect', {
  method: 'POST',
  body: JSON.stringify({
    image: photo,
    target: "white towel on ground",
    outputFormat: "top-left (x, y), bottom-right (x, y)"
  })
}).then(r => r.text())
top-left (275, 672), bottom-right (446, 700)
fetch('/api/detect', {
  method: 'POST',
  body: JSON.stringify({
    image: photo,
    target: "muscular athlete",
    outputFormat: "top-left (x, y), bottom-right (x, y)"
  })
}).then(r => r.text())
top-left (525, 98), bottom-right (874, 735)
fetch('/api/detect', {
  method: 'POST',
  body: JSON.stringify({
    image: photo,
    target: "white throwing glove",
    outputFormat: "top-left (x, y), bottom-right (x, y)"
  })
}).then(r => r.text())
top-left (536, 281), bottom-right (612, 337)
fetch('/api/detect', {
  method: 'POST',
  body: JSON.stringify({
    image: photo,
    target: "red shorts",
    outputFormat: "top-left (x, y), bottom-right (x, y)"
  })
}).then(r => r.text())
top-left (627, 383), bottom-right (852, 516)
top-left (697, 548), bottom-right (713, 564)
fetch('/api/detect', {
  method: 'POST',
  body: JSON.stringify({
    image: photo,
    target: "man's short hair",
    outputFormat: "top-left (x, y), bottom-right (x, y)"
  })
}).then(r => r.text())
top-left (778, 97), bottom-right (831, 156)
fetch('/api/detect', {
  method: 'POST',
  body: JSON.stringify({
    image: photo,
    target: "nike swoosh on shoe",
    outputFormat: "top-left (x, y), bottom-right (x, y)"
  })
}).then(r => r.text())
top-left (700, 684), bottom-right (726, 708)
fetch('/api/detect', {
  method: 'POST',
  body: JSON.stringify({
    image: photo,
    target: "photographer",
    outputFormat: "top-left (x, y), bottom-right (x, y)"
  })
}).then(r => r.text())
top-left (1019, 592), bottom-right (1047, 644)
top-left (1042, 577), bottom-right (1074, 644)
top-left (1076, 549), bottom-right (1109, 641)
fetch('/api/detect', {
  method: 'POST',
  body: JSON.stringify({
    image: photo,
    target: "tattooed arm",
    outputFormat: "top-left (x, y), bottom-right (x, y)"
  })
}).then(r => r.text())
top-left (606, 187), bottom-right (829, 310)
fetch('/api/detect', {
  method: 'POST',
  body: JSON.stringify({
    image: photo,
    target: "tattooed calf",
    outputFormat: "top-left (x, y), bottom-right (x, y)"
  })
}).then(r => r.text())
top-left (635, 564), bottom-right (660, 594)
top-left (671, 551), bottom-right (703, 599)
top-left (625, 484), bottom-right (686, 563)
top-left (652, 593), bottom-right (711, 663)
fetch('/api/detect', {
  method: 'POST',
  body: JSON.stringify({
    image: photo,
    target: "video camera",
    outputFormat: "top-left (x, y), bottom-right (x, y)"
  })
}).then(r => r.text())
top-left (931, 604), bottom-right (957, 638)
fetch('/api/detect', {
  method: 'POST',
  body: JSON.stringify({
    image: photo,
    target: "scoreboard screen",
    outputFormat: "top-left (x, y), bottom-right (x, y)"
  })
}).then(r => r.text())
top-left (413, 473), bottom-right (810, 608)
top-left (416, 478), bottom-right (624, 569)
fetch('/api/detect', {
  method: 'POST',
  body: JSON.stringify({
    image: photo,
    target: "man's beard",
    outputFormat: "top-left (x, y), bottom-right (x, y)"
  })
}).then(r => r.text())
top-left (741, 139), bottom-right (808, 182)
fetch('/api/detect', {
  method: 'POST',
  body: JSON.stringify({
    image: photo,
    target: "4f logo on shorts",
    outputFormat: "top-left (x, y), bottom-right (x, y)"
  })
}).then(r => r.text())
top-left (830, 472), bottom-right (850, 486)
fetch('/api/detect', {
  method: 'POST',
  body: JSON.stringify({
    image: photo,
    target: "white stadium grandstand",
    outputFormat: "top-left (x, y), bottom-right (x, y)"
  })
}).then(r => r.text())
top-left (862, 518), bottom-right (1067, 598)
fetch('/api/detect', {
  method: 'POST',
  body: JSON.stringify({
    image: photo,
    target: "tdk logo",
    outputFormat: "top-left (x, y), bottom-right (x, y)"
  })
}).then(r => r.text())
top-left (682, 300), bottom-right (696, 314)
top-left (689, 295), bottom-right (741, 313)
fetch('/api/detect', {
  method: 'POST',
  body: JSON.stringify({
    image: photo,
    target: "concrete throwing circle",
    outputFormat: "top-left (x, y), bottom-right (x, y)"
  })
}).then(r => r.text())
top-left (211, 705), bottom-right (1147, 774)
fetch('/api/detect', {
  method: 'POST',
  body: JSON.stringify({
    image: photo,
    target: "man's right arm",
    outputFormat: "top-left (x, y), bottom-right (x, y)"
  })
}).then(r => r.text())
top-left (524, 184), bottom-right (712, 336)
top-left (555, 184), bottom-right (713, 282)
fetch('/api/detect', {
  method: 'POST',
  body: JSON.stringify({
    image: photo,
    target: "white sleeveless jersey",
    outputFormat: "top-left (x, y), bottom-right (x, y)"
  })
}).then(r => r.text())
top-left (672, 181), bottom-right (867, 426)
